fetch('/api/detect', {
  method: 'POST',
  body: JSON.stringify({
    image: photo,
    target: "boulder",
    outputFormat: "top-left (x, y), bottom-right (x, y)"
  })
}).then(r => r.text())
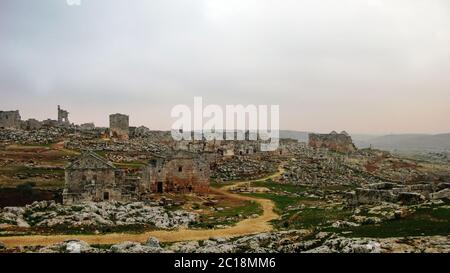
top-left (397, 192), bottom-right (425, 205)
top-left (355, 188), bottom-right (397, 204)
top-left (430, 189), bottom-right (450, 200)
top-left (144, 237), bottom-right (160, 248)
top-left (110, 241), bottom-right (164, 253)
top-left (38, 240), bottom-right (92, 253)
top-left (367, 182), bottom-right (399, 190)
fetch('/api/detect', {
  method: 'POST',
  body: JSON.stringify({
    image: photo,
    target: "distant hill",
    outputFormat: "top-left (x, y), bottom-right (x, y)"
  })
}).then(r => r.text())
top-left (353, 133), bottom-right (450, 152)
top-left (279, 130), bottom-right (310, 142)
top-left (279, 130), bottom-right (450, 152)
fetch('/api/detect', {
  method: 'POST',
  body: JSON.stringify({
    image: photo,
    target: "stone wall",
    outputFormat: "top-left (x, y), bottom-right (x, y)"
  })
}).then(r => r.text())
top-left (63, 168), bottom-right (121, 205)
top-left (142, 151), bottom-right (210, 194)
top-left (0, 110), bottom-right (21, 129)
top-left (21, 119), bottom-right (42, 130)
top-left (63, 152), bottom-right (132, 205)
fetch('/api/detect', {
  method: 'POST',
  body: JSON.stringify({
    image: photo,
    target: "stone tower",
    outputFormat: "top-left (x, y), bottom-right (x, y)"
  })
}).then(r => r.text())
top-left (109, 113), bottom-right (129, 140)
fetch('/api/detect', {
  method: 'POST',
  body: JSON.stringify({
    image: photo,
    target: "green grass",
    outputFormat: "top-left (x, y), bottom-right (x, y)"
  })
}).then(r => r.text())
top-left (284, 207), bottom-right (352, 229)
top-left (246, 192), bottom-right (300, 212)
top-left (245, 179), bottom-right (354, 230)
top-left (209, 181), bottom-right (234, 189)
top-left (190, 200), bottom-right (263, 229)
top-left (340, 202), bottom-right (450, 238)
top-left (245, 179), bottom-right (311, 212)
top-left (0, 166), bottom-right (64, 176)
top-left (114, 162), bottom-right (146, 169)
top-left (251, 179), bottom-right (309, 194)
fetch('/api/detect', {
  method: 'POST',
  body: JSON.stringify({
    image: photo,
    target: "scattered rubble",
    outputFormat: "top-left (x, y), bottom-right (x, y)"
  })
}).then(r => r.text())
top-left (0, 201), bottom-right (198, 230)
top-left (212, 157), bottom-right (277, 181)
top-left (3, 232), bottom-right (450, 253)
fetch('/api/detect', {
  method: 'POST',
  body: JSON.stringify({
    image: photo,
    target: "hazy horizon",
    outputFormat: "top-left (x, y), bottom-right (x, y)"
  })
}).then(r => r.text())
top-left (1, 0), bottom-right (450, 134)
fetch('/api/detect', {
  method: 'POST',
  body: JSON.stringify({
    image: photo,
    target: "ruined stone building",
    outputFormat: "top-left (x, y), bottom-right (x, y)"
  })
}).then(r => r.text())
top-left (63, 150), bottom-right (211, 204)
top-left (308, 131), bottom-right (356, 153)
top-left (57, 105), bottom-right (70, 125)
top-left (0, 110), bottom-right (21, 129)
top-left (109, 113), bottom-right (129, 140)
top-left (21, 119), bottom-right (42, 130)
top-left (63, 151), bottom-right (132, 205)
top-left (142, 150), bottom-right (210, 194)
top-left (79, 123), bottom-right (95, 131)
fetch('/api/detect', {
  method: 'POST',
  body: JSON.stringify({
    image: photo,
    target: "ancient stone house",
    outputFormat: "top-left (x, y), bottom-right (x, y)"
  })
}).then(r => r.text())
top-left (0, 110), bottom-right (21, 129)
top-left (63, 151), bottom-right (127, 205)
top-left (308, 131), bottom-right (356, 153)
top-left (142, 150), bottom-right (210, 194)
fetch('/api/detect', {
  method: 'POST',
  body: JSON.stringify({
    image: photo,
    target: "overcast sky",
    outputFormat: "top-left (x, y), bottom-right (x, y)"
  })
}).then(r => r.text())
top-left (0, 0), bottom-right (449, 134)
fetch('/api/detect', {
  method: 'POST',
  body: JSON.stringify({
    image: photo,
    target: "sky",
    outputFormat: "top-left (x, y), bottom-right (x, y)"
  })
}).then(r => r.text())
top-left (0, 0), bottom-right (449, 134)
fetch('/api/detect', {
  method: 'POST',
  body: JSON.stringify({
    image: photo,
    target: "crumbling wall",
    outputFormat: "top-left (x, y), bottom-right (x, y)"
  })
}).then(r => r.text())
top-left (0, 110), bottom-right (21, 129)
top-left (80, 123), bottom-right (95, 130)
top-left (21, 119), bottom-right (42, 130)
top-left (57, 105), bottom-right (70, 125)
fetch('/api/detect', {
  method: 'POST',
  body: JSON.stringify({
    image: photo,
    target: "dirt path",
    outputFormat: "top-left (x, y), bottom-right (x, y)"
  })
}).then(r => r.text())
top-left (1, 168), bottom-right (284, 248)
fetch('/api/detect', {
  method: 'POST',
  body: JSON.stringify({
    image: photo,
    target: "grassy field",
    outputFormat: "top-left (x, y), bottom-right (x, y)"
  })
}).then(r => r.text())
top-left (247, 179), bottom-right (450, 236)
top-left (190, 199), bottom-right (263, 229)
top-left (338, 200), bottom-right (450, 238)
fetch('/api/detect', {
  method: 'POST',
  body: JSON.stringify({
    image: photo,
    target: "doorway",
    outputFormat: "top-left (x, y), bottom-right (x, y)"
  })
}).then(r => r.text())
top-left (157, 182), bottom-right (163, 193)
top-left (103, 192), bottom-right (109, 200)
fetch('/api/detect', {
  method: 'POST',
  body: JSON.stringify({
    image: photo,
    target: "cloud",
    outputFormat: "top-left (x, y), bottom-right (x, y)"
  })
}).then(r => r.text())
top-left (0, 0), bottom-right (449, 133)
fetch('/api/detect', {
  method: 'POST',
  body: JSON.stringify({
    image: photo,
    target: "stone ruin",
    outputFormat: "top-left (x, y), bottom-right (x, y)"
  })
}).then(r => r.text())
top-left (309, 131), bottom-right (356, 153)
top-left (347, 181), bottom-right (450, 206)
top-left (0, 106), bottom-right (73, 131)
top-left (109, 113), bottom-right (129, 140)
top-left (0, 110), bottom-right (21, 129)
top-left (79, 123), bottom-right (95, 131)
top-left (57, 105), bottom-right (70, 125)
top-left (63, 150), bottom-right (211, 204)
top-left (63, 151), bottom-right (125, 205)
top-left (142, 150), bottom-right (211, 195)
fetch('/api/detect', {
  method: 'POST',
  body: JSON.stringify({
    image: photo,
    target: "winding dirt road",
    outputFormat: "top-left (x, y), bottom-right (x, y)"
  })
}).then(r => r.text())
top-left (0, 168), bottom-right (284, 248)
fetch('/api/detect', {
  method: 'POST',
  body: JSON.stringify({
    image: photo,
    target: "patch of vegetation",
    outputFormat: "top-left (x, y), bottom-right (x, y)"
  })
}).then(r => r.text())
top-left (280, 207), bottom-right (352, 230)
top-left (190, 200), bottom-right (263, 229)
top-left (251, 179), bottom-right (309, 194)
top-left (245, 178), bottom-right (354, 230)
top-left (114, 162), bottom-right (146, 169)
top-left (2, 166), bottom-right (64, 176)
top-left (340, 202), bottom-right (450, 238)
top-left (24, 224), bottom-right (159, 236)
top-left (16, 181), bottom-right (37, 192)
top-left (209, 181), bottom-right (231, 189)
top-left (246, 192), bottom-right (299, 212)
